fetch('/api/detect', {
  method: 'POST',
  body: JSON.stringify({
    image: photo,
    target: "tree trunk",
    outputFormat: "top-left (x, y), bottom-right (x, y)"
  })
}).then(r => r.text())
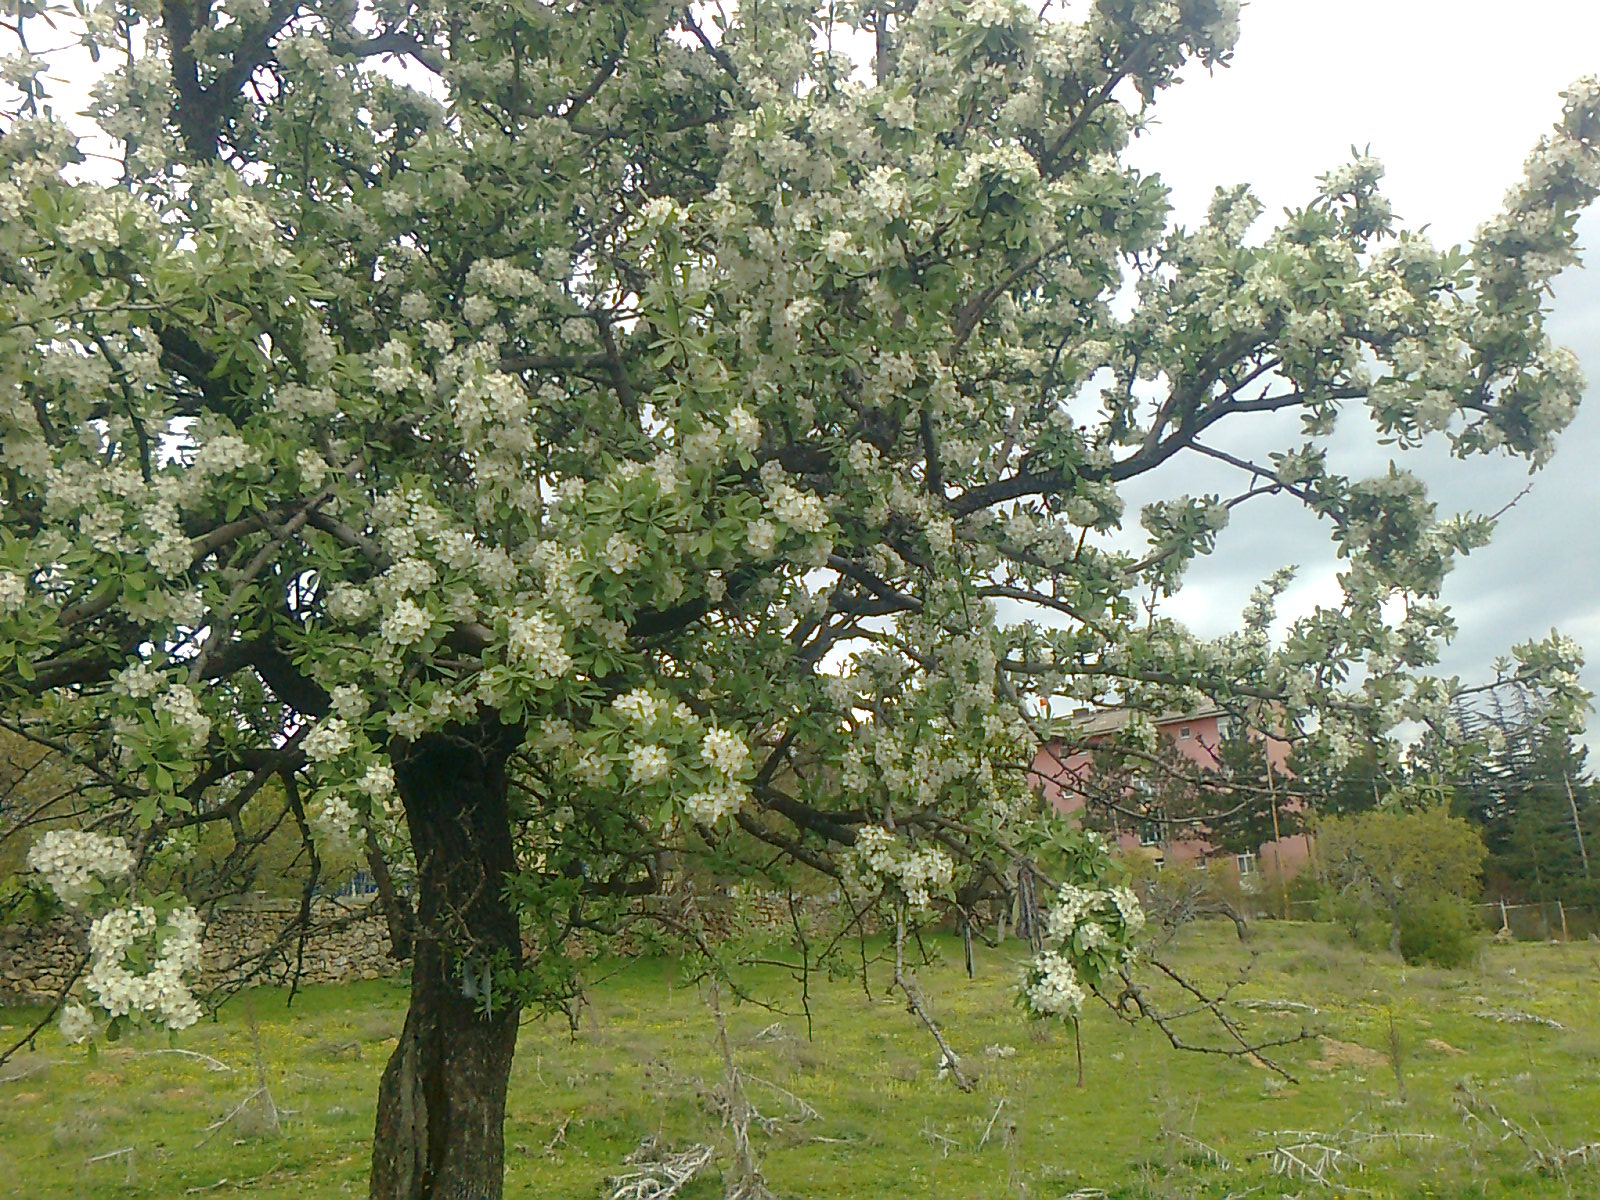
top-left (371, 723), bottom-right (523, 1200)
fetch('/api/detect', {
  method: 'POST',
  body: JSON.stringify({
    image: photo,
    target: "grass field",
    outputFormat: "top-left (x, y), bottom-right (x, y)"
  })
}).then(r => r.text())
top-left (3, 919), bottom-right (1598, 1199)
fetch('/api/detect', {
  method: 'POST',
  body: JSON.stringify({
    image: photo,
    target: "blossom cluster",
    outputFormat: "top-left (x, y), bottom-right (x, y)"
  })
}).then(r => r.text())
top-left (27, 829), bottom-right (137, 907)
top-left (82, 904), bottom-right (205, 1030)
top-left (1019, 880), bottom-right (1145, 1023)
top-left (851, 825), bottom-right (955, 911)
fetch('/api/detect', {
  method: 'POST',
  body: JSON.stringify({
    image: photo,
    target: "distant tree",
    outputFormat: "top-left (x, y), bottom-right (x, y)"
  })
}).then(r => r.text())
top-left (1288, 738), bottom-right (1402, 819)
top-left (1197, 724), bottom-right (1297, 859)
top-left (1433, 679), bottom-right (1596, 903)
top-left (1316, 802), bottom-right (1487, 956)
top-left (1487, 731), bottom-right (1596, 904)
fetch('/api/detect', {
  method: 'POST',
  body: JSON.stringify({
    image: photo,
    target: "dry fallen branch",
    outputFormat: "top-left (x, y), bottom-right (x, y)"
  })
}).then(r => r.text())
top-left (543, 1115), bottom-right (572, 1156)
top-left (1455, 1085), bottom-right (1600, 1176)
top-left (143, 1048), bottom-right (234, 1073)
top-left (85, 1146), bottom-right (136, 1164)
top-left (195, 1086), bottom-right (280, 1147)
top-left (705, 979), bottom-right (778, 1200)
top-left (1472, 1008), bottom-right (1565, 1030)
top-left (605, 1142), bottom-right (715, 1200)
top-left (1252, 1135), bottom-right (1364, 1191)
top-left (1175, 1130), bottom-right (1232, 1170)
top-left (921, 1119), bottom-right (960, 1157)
top-left (979, 1098), bottom-right (1007, 1149)
top-left (1236, 998), bottom-right (1321, 1016)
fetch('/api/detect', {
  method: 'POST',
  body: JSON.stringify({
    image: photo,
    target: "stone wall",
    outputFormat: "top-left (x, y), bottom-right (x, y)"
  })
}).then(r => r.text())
top-left (0, 888), bottom-right (880, 1006)
top-left (0, 898), bottom-right (400, 1006)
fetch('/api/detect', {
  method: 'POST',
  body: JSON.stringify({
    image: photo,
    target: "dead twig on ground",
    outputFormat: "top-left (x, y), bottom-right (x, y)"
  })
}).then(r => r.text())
top-left (144, 1048), bottom-right (234, 1072)
top-left (979, 1098), bottom-right (1007, 1149)
top-left (606, 1142), bottom-right (715, 1200)
top-left (1472, 1009), bottom-right (1564, 1030)
top-left (1455, 1085), bottom-right (1600, 1176)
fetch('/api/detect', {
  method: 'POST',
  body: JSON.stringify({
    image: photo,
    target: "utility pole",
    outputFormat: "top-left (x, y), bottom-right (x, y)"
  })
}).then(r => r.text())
top-left (1264, 728), bottom-right (1289, 921)
top-left (1564, 772), bottom-right (1591, 881)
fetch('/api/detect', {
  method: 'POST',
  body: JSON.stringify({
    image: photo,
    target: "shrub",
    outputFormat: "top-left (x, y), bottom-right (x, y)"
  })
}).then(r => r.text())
top-left (1397, 895), bottom-right (1481, 968)
top-left (1330, 892), bottom-right (1392, 953)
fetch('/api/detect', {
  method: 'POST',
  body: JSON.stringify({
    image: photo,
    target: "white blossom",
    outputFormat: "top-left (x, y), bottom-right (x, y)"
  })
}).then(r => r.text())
top-left (1024, 950), bottom-right (1086, 1017)
top-left (603, 533), bottom-right (642, 573)
top-left (330, 684), bottom-right (370, 720)
top-left (325, 583), bottom-right (377, 623)
top-left (0, 571), bottom-right (25, 611)
top-left (852, 826), bottom-right (953, 910)
top-left (701, 727), bottom-right (751, 777)
top-left (27, 830), bottom-right (137, 907)
top-left (574, 748), bottom-right (612, 787)
top-left (313, 793), bottom-right (363, 844)
top-left (746, 519), bottom-right (779, 558)
top-left (113, 662), bottom-right (163, 698)
top-left (296, 448), bottom-right (330, 491)
top-left (84, 904), bottom-right (205, 1030)
top-left (302, 716), bottom-right (354, 763)
top-left (613, 688), bottom-right (664, 726)
top-left (380, 598), bottom-right (433, 648)
top-left (627, 743), bottom-right (672, 785)
top-left (506, 611), bottom-right (572, 678)
top-left (155, 684), bottom-right (211, 748)
top-left (768, 483), bottom-right (828, 534)
top-left (724, 405), bottom-right (760, 454)
top-left (59, 1002), bottom-right (96, 1044)
top-left (683, 783), bottom-right (745, 823)
top-left (358, 762), bottom-right (396, 799)
top-left (1109, 886), bottom-right (1146, 934)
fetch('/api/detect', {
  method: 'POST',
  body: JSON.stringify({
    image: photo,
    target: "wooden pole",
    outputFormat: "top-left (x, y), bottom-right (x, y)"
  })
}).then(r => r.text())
top-left (1564, 773), bottom-right (1591, 881)
top-left (1558, 899), bottom-right (1570, 943)
top-left (1264, 731), bottom-right (1289, 921)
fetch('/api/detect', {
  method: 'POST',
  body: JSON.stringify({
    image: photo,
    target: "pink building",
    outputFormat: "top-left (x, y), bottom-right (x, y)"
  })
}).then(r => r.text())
top-left (1028, 707), bottom-right (1310, 886)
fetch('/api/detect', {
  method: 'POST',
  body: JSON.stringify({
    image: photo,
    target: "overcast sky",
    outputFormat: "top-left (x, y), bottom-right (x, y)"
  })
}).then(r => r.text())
top-left (1114, 0), bottom-right (1600, 715)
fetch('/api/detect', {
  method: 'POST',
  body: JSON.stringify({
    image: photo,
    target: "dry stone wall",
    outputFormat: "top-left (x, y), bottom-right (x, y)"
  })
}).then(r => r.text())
top-left (0, 898), bottom-right (398, 1005)
top-left (0, 888), bottom-right (875, 1005)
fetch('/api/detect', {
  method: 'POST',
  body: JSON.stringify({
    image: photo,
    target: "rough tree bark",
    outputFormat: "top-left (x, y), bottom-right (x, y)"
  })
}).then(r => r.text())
top-left (370, 722), bottom-right (523, 1200)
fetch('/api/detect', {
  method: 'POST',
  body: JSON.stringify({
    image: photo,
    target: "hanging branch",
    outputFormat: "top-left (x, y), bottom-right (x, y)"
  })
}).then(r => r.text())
top-left (891, 909), bottom-right (973, 1092)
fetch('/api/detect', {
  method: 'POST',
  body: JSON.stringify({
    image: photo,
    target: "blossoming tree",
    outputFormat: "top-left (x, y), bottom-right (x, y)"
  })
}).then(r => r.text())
top-left (1, 0), bottom-right (1596, 1196)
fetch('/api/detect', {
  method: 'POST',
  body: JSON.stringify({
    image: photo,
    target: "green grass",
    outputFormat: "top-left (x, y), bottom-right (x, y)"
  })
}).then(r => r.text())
top-left (4, 920), bottom-right (1599, 1198)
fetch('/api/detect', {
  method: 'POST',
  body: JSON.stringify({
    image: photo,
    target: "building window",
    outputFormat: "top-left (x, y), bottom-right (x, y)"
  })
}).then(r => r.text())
top-left (1178, 725), bottom-right (1193, 739)
top-left (1236, 852), bottom-right (1257, 877)
top-left (1194, 856), bottom-right (1209, 871)
top-left (1138, 808), bottom-right (1167, 848)
top-left (1215, 716), bottom-right (1232, 739)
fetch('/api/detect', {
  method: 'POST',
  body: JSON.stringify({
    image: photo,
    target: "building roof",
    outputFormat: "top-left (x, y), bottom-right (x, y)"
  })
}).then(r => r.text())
top-left (1039, 704), bottom-right (1227, 742)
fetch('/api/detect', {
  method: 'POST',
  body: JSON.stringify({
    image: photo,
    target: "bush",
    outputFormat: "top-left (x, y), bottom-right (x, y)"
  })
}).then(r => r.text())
top-left (1397, 895), bottom-right (1481, 968)
top-left (1330, 892), bottom-right (1392, 953)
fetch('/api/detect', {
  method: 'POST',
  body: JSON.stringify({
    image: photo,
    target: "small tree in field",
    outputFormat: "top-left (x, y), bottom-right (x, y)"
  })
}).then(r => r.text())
top-left (1, 2), bottom-right (1597, 1196)
top-left (1317, 801), bottom-right (1488, 959)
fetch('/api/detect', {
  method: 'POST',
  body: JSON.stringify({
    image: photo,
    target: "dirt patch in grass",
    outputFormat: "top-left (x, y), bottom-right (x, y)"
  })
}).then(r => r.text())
top-left (1308, 1036), bottom-right (1388, 1071)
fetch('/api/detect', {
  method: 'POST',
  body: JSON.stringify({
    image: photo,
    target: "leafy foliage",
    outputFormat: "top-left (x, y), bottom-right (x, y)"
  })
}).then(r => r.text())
top-left (1317, 802), bottom-right (1487, 959)
top-left (0, 0), bottom-right (1597, 1191)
